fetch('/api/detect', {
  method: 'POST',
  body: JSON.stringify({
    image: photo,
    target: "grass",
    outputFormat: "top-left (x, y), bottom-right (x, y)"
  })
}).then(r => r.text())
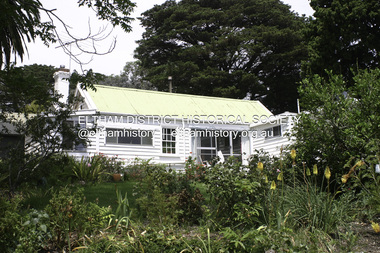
top-left (22, 180), bottom-right (137, 211)
top-left (82, 181), bottom-right (136, 209)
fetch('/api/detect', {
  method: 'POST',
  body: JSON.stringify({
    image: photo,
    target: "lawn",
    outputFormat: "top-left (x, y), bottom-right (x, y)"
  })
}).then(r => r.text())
top-left (82, 181), bottom-right (136, 209)
top-left (21, 180), bottom-right (137, 210)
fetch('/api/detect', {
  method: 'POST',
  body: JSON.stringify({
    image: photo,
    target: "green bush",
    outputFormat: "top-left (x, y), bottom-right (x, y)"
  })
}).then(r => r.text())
top-left (204, 156), bottom-right (268, 228)
top-left (16, 209), bottom-right (51, 252)
top-left (133, 159), bottom-right (204, 225)
top-left (0, 194), bottom-right (23, 252)
top-left (294, 68), bottom-right (380, 180)
top-left (45, 187), bottom-right (110, 249)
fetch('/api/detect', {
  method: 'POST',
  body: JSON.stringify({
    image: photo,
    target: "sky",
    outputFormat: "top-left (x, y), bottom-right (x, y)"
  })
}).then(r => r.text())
top-left (20, 0), bottom-right (314, 76)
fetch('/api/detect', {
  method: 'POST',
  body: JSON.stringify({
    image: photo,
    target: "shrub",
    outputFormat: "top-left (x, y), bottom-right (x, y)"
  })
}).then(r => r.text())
top-left (0, 194), bottom-right (22, 252)
top-left (204, 156), bottom-right (267, 228)
top-left (16, 209), bottom-right (51, 252)
top-left (45, 187), bottom-right (110, 249)
top-left (71, 156), bottom-right (108, 183)
top-left (294, 69), bottom-right (380, 180)
top-left (133, 159), bottom-right (204, 225)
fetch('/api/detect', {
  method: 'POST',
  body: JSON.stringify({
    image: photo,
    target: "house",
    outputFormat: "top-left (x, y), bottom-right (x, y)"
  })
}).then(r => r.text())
top-left (54, 69), bottom-right (298, 168)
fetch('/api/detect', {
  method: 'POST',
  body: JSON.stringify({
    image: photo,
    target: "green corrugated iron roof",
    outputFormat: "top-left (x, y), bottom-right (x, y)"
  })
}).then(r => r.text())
top-left (87, 85), bottom-right (272, 121)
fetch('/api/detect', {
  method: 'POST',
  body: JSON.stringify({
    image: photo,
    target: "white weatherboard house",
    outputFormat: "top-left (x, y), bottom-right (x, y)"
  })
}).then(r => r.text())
top-left (54, 70), bottom-right (297, 168)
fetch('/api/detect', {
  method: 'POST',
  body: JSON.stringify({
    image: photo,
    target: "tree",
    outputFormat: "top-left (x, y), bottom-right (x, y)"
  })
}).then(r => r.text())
top-left (134, 0), bottom-right (307, 113)
top-left (0, 0), bottom-right (136, 70)
top-left (292, 69), bottom-right (380, 178)
top-left (98, 61), bottom-right (155, 90)
top-left (304, 0), bottom-right (380, 80)
top-left (0, 65), bottom-right (84, 191)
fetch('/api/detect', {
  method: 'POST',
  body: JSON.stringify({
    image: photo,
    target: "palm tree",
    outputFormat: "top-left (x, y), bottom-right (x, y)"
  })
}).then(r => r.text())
top-left (0, 0), bottom-right (41, 68)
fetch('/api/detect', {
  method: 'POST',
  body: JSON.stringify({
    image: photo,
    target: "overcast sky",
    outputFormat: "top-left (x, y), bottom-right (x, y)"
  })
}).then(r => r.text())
top-left (20, 0), bottom-right (313, 76)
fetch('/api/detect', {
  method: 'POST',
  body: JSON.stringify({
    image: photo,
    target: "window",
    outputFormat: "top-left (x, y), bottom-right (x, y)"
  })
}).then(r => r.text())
top-left (196, 130), bottom-right (241, 162)
top-left (162, 128), bottom-right (176, 154)
top-left (106, 128), bottom-right (153, 145)
top-left (264, 125), bottom-right (282, 138)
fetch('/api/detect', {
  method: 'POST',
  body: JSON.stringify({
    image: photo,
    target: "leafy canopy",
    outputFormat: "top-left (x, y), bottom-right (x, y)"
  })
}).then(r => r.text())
top-left (135, 0), bottom-right (307, 113)
top-left (304, 0), bottom-right (380, 80)
top-left (293, 68), bottom-right (380, 176)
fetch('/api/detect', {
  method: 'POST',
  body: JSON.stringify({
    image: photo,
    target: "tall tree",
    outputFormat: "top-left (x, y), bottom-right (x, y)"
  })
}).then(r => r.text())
top-left (135, 0), bottom-right (307, 113)
top-left (304, 0), bottom-right (380, 80)
top-left (98, 61), bottom-right (155, 90)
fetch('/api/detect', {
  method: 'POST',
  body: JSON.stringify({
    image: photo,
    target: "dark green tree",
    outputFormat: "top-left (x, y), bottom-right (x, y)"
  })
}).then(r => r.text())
top-left (98, 61), bottom-right (154, 90)
top-left (304, 0), bottom-right (380, 80)
top-left (134, 0), bottom-right (307, 113)
top-left (293, 69), bottom-right (380, 178)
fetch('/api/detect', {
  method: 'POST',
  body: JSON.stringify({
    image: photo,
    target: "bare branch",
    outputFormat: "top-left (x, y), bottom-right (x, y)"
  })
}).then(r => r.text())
top-left (40, 7), bottom-right (118, 73)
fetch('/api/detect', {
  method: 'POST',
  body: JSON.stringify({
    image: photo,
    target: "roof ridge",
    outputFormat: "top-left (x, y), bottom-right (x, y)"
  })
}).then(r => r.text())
top-left (93, 84), bottom-right (258, 103)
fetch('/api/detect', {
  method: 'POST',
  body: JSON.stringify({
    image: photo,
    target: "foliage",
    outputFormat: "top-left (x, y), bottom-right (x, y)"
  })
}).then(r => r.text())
top-left (220, 226), bottom-right (310, 252)
top-left (0, 194), bottom-right (23, 252)
top-left (345, 152), bottom-right (380, 220)
top-left (293, 69), bottom-right (380, 179)
top-left (0, 65), bottom-right (87, 191)
top-left (281, 182), bottom-right (355, 234)
top-left (108, 188), bottom-right (132, 230)
top-left (45, 187), bottom-right (110, 249)
top-left (0, 0), bottom-right (55, 68)
top-left (304, 0), bottom-right (380, 81)
top-left (71, 155), bottom-right (109, 183)
top-left (70, 153), bottom-right (125, 183)
top-left (0, 0), bottom-right (136, 69)
top-left (135, 0), bottom-right (308, 113)
top-left (77, 0), bottom-right (136, 32)
top-left (184, 156), bottom-right (206, 181)
top-left (16, 209), bottom-right (51, 252)
top-left (204, 156), bottom-right (267, 228)
top-left (98, 61), bottom-right (155, 90)
top-left (136, 187), bottom-right (180, 226)
top-left (133, 159), bottom-right (204, 225)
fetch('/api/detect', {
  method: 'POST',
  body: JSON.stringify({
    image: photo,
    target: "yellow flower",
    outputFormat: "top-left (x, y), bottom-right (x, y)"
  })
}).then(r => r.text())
top-left (341, 174), bottom-right (349, 184)
top-left (290, 149), bottom-right (296, 160)
top-left (313, 164), bottom-right (318, 175)
top-left (355, 160), bottom-right (365, 167)
top-left (257, 162), bottom-right (264, 171)
top-left (324, 166), bottom-right (331, 180)
top-left (270, 181), bottom-right (276, 190)
top-left (277, 172), bottom-right (283, 181)
top-left (371, 221), bottom-right (380, 233)
top-left (306, 167), bottom-right (311, 176)
top-left (264, 175), bottom-right (268, 183)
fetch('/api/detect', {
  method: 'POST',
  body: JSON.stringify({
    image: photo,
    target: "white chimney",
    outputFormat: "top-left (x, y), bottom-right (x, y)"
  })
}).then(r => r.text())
top-left (53, 66), bottom-right (70, 104)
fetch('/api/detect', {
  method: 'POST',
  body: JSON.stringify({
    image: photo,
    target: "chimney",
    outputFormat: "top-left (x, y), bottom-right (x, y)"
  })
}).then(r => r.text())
top-left (168, 76), bottom-right (172, 93)
top-left (53, 65), bottom-right (70, 104)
